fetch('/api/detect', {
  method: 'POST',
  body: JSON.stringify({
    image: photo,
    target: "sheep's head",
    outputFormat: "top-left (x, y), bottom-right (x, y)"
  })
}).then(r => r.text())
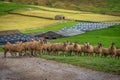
top-left (6, 41), bottom-right (11, 45)
top-left (111, 42), bottom-right (116, 49)
top-left (63, 42), bottom-right (68, 47)
top-left (98, 43), bottom-right (102, 48)
top-left (111, 42), bottom-right (115, 45)
top-left (74, 43), bottom-right (78, 48)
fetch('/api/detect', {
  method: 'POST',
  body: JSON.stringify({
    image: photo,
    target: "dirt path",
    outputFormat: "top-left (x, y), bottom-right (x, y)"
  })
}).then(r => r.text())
top-left (0, 53), bottom-right (120, 80)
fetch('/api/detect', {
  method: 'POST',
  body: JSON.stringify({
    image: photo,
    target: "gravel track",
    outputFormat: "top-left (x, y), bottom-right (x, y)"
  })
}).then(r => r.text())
top-left (0, 53), bottom-right (120, 80)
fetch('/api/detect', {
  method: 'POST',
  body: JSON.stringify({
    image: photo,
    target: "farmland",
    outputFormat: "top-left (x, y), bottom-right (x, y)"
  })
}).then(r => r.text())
top-left (3, 0), bottom-right (120, 16)
top-left (14, 9), bottom-right (120, 22)
top-left (0, 1), bottom-right (120, 79)
top-left (50, 24), bottom-right (120, 48)
top-left (0, 14), bottom-right (62, 31)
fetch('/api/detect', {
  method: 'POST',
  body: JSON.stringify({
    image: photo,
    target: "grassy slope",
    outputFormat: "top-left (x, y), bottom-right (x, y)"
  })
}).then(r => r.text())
top-left (4, 0), bottom-right (120, 16)
top-left (0, 2), bottom-right (63, 31)
top-left (15, 9), bottom-right (120, 22)
top-left (50, 24), bottom-right (120, 48)
top-left (0, 1), bottom-right (40, 15)
top-left (39, 55), bottom-right (120, 74)
top-left (0, 14), bottom-right (62, 31)
top-left (22, 21), bottom-right (79, 34)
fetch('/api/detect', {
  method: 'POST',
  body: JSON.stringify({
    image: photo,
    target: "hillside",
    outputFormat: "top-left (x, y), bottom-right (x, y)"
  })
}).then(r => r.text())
top-left (3, 0), bottom-right (120, 16)
top-left (50, 24), bottom-right (120, 48)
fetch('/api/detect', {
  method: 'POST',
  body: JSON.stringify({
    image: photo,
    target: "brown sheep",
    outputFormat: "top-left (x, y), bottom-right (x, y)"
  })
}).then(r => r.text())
top-left (51, 43), bottom-right (64, 55)
top-left (67, 43), bottom-right (75, 56)
top-left (9, 41), bottom-right (24, 57)
top-left (73, 43), bottom-right (83, 56)
top-left (102, 43), bottom-right (116, 57)
top-left (42, 42), bottom-right (52, 55)
top-left (109, 43), bottom-right (116, 57)
top-left (35, 40), bottom-right (44, 55)
top-left (102, 48), bottom-right (109, 57)
top-left (26, 39), bottom-right (38, 56)
top-left (93, 43), bottom-right (102, 56)
top-left (3, 41), bottom-right (12, 58)
top-left (84, 42), bottom-right (94, 56)
top-left (51, 42), bottom-right (68, 56)
top-left (115, 49), bottom-right (120, 58)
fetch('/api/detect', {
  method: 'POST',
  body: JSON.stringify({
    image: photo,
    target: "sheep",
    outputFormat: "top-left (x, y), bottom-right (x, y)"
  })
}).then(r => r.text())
top-left (62, 42), bottom-right (69, 56)
top-left (73, 43), bottom-right (83, 56)
top-left (3, 41), bottom-right (12, 58)
top-left (27, 39), bottom-right (38, 56)
top-left (35, 40), bottom-right (44, 55)
top-left (102, 48), bottom-right (109, 57)
top-left (51, 43), bottom-right (63, 55)
top-left (109, 43), bottom-right (116, 57)
top-left (67, 43), bottom-right (75, 56)
top-left (115, 49), bottom-right (120, 58)
top-left (9, 41), bottom-right (24, 57)
top-left (93, 43), bottom-right (102, 56)
top-left (84, 42), bottom-right (94, 56)
top-left (42, 42), bottom-right (52, 55)
top-left (51, 42), bottom-right (69, 56)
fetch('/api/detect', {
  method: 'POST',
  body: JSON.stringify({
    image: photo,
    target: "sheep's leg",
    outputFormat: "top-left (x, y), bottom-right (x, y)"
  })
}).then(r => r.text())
top-left (15, 52), bottom-right (17, 57)
top-left (34, 50), bottom-right (37, 56)
top-left (18, 52), bottom-right (21, 57)
top-left (4, 50), bottom-right (7, 58)
top-left (84, 52), bottom-right (87, 56)
top-left (69, 51), bottom-right (72, 56)
top-left (104, 54), bottom-right (107, 57)
top-left (76, 52), bottom-right (78, 56)
top-left (96, 53), bottom-right (100, 57)
top-left (31, 50), bottom-right (34, 57)
top-left (79, 52), bottom-right (82, 56)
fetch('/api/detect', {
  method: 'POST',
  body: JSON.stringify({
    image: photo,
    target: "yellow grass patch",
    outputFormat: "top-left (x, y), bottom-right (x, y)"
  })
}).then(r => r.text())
top-left (15, 9), bottom-right (120, 22)
top-left (0, 14), bottom-right (62, 31)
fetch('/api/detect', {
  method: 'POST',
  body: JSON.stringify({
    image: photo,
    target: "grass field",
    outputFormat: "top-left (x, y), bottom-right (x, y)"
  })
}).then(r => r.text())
top-left (50, 24), bottom-right (120, 48)
top-left (0, 1), bottom-right (120, 31)
top-left (0, 1), bottom-right (120, 74)
top-left (14, 9), bottom-right (120, 22)
top-left (0, 14), bottom-right (63, 31)
top-left (0, 1), bottom-right (39, 15)
top-left (39, 55), bottom-right (120, 74)
top-left (3, 0), bottom-right (120, 16)
top-left (22, 21), bottom-right (78, 34)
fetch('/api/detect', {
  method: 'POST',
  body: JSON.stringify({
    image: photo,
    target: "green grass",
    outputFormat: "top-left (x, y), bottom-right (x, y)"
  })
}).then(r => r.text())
top-left (39, 55), bottom-right (120, 74)
top-left (22, 21), bottom-right (79, 34)
top-left (0, 46), bottom-right (3, 52)
top-left (50, 24), bottom-right (120, 48)
top-left (0, 1), bottom-right (39, 15)
top-left (4, 0), bottom-right (120, 16)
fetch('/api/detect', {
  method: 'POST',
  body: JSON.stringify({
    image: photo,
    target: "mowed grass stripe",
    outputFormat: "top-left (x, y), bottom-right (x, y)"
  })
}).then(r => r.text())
top-left (22, 21), bottom-right (79, 34)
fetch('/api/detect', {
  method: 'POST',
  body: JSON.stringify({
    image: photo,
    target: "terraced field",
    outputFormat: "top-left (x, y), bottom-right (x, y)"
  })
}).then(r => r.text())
top-left (0, 14), bottom-right (63, 31)
top-left (13, 8), bottom-right (120, 22)
top-left (0, 1), bottom-right (120, 31)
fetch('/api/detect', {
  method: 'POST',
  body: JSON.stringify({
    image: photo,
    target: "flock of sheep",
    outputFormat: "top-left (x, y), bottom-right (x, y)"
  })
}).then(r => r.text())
top-left (3, 39), bottom-right (120, 58)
